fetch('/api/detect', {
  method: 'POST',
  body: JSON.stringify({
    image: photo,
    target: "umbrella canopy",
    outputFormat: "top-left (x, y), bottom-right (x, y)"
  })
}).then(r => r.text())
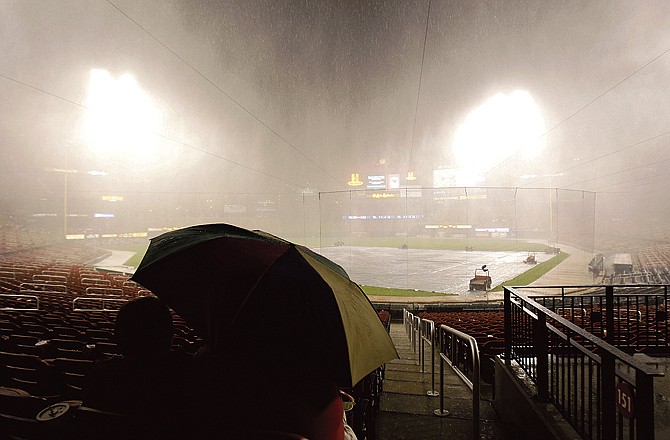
top-left (131, 223), bottom-right (397, 387)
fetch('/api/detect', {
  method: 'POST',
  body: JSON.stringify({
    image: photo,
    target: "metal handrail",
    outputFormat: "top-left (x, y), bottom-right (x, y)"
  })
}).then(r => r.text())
top-left (529, 285), bottom-right (669, 352)
top-left (0, 271), bottom-right (16, 279)
top-left (434, 324), bottom-right (481, 439)
top-left (419, 318), bottom-right (439, 396)
top-left (506, 287), bottom-right (661, 376)
top-left (80, 277), bottom-right (112, 287)
top-left (413, 314), bottom-right (420, 356)
top-left (404, 310), bottom-right (481, 439)
top-left (404, 309), bottom-right (417, 351)
top-left (85, 287), bottom-right (124, 296)
top-left (505, 286), bottom-right (664, 439)
top-left (20, 282), bottom-right (67, 293)
top-left (73, 296), bottom-right (127, 311)
top-left (0, 293), bottom-right (39, 310)
top-left (33, 274), bottom-right (67, 283)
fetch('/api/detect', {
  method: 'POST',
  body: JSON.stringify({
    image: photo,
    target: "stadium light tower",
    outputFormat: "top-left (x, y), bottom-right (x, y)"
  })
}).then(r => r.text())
top-left (69, 69), bottom-right (162, 238)
top-left (451, 90), bottom-right (547, 183)
top-left (81, 69), bottom-right (161, 163)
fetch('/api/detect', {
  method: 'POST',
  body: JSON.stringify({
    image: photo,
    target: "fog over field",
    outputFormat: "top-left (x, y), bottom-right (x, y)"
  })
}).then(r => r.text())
top-left (2, 1), bottom-right (670, 249)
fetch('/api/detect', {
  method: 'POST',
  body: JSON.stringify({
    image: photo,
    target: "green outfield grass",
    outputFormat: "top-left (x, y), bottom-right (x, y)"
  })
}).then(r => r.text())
top-left (491, 251), bottom-right (570, 291)
top-left (104, 243), bottom-right (149, 267)
top-left (360, 285), bottom-right (454, 297)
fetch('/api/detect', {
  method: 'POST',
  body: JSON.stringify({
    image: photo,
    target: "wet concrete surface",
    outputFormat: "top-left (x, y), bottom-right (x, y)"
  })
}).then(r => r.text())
top-left (376, 323), bottom-right (520, 440)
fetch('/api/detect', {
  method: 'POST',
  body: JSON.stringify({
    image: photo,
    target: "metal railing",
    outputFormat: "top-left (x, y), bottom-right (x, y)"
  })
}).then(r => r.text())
top-left (434, 324), bottom-right (481, 438)
top-left (404, 309), bottom-right (482, 439)
top-left (504, 286), bottom-right (664, 440)
top-left (33, 274), bottom-right (67, 284)
top-left (73, 296), bottom-right (127, 311)
top-left (528, 285), bottom-right (669, 353)
top-left (20, 282), bottom-right (67, 293)
top-left (416, 318), bottom-right (439, 397)
top-left (85, 287), bottom-right (124, 296)
top-left (0, 293), bottom-right (39, 310)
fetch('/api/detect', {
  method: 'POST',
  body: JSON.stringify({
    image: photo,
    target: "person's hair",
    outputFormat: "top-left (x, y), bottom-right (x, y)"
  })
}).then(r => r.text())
top-left (115, 296), bottom-right (174, 357)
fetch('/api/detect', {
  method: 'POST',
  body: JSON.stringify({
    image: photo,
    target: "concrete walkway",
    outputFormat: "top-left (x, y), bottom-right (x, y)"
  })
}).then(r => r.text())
top-left (92, 250), bottom-right (136, 275)
top-left (376, 323), bottom-right (516, 440)
top-left (528, 244), bottom-right (595, 287)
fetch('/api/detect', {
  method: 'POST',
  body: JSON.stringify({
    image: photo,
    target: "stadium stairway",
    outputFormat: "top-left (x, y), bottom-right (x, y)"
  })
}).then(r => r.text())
top-left (376, 323), bottom-right (518, 440)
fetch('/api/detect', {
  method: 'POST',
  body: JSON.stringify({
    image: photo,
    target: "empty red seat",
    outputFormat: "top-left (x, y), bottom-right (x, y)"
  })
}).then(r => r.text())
top-left (85, 329), bottom-right (114, 343)
top-left (50, 327), bottom-right (84, 341)
top-left (52, 357), bottom-right (94, 398)
top-left (0, 351), bottom-right (62, 396)
top-left (7, 334), bottom-right (39, 355)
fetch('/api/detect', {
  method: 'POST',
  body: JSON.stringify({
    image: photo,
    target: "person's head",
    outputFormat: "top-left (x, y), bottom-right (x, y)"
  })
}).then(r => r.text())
top-left (115, 296), bottom-right (174, 358)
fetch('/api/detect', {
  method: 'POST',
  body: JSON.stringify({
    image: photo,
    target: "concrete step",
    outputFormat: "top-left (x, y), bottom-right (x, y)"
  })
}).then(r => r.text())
top-left (375, 323), bottom-right (517, 440)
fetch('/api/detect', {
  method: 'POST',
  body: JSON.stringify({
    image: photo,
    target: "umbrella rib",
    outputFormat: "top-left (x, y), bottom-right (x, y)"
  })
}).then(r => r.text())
top-left (228, 261), bottom-right (276, 329)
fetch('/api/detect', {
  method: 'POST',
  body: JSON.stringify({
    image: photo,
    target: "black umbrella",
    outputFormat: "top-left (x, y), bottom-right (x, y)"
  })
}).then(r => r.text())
top-left (131, 223), bottom-right (397, 387)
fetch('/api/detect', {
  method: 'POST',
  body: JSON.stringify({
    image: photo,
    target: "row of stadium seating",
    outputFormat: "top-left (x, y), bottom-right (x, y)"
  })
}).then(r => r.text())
top-left (0, 226), bottom-right (59, 254)
top-left (422, 301), bottom-right (670, 358)
top-left (416, 311), bottom-right (504, 386)
top-left (617, 245), bottom-right (670, 284)
top-left (0, 242), bottom-right (202, 402)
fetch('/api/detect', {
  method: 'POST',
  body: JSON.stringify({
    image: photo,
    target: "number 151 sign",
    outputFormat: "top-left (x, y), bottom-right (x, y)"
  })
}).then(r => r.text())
top-left (616, 381), bottom-right (635, 419)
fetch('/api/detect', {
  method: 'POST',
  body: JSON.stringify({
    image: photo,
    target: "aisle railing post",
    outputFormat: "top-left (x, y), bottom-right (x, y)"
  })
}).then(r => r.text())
top-left (427, 320), bottom-right (439, 396)
top-left (413, 315), bottom-right (421, 363)
top-left (434, 326), bottom-right (449, 417)
top-left (419, 319), bottom-right (425, 371)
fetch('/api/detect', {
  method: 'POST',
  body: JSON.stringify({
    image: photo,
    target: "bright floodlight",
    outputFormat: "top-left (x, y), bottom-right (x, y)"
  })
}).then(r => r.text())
top-left (451, 90), bottom-right (546, 178)
top-left (82, 69), bottom-right (161, 161)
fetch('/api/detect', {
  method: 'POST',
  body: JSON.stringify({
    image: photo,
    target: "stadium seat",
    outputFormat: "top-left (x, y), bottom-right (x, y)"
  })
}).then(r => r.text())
top-left (85, 328), bottom-right (114, 343)
top-left (40, 338), bottom-right (91, 360)
top-left (8, 334), bottom-right (39, 355)
top-left (52, 358), bottom-right (94, 398)
top-left (0, 351), bottom-right (63, 396)
top-left (51, 326), bottom-right (84, 341)
top-left (92, 341), bottom-right (120, 358)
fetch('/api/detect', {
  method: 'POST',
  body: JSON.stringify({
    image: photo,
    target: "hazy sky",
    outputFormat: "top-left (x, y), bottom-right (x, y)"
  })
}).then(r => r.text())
top-left (2, 0), bottom-right (670, 223)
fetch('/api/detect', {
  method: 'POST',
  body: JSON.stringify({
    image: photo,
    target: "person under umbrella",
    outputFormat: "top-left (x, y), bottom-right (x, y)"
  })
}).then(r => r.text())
top-left (130, 223), bottom-right (398, 439)
top-left (81, 296), bottom-right (194, 439)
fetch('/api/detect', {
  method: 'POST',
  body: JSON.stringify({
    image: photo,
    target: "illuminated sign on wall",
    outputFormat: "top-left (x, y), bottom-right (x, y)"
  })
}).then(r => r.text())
top-left (388, 174), bottom-right (400, 189)
top-left (344, 214), bottom-right (424, 220)
top-left (101, 196), bottom-right (124, 202)
top-left (475, 227), bottom-right (510, 233)
top-left (425, 224), bottom-right (473, 229)
top-left (371, 193), bottom-right (396, 198)
top-left (348, 173), bottom-right (363, 186)
top-left (367, 175), bottom-right (386, 190)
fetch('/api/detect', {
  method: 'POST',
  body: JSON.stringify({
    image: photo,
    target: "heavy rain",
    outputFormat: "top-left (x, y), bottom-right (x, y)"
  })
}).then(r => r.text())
top-left (3, 0), bottom-right (670, 289)
top-left (3, 1), bottom-right (670, 439)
